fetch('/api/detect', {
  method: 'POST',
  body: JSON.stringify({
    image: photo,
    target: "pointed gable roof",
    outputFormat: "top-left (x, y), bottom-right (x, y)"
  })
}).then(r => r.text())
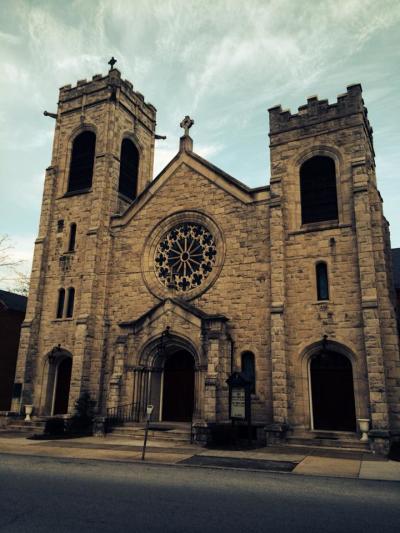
top-left (119, 298), bottom-right (228, 333)
top-left (111, 148), bottom-right (269, 228)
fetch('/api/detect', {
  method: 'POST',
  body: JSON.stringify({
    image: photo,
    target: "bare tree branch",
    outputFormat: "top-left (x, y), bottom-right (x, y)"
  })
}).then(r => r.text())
top-left (0, 234), bottom-right (29, 295)
top-left (0, 234), bottom-right (24, 269)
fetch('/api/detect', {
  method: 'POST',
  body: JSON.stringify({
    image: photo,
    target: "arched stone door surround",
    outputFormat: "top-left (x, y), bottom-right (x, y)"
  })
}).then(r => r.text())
top-left (40, 348), bottom-right (73, 416)
top-left (310, 351), bottom-right (356, 431)
top-left (299, 340), bottom-right (363, 432)
top-left (135, 332), bottom-right (204, 423)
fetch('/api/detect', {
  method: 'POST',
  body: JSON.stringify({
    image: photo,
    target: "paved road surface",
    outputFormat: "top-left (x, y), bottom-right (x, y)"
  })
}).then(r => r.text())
top-left (0, 453), bottom-right (399, 532)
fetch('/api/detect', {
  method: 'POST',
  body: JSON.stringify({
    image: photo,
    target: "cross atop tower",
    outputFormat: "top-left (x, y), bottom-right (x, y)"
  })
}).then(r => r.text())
top-left (180, 115), bottom-right (194, 137)
top-left (108, 56), bottom-right (117, 70)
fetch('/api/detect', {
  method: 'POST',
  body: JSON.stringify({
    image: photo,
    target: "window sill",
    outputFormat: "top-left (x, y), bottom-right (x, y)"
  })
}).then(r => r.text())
top-left (52, 318), bottom-right (74, 323)
top-left (61, 188), bottom-right (92, 198)
top-left (289, 221), bottom-right (352, 236)
top-left (118, 192), bottom-right (135, 203)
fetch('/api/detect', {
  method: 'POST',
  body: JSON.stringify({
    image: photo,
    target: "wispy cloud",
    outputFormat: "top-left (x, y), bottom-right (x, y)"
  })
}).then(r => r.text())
top-left (0, 0), bottom-right (400, 273)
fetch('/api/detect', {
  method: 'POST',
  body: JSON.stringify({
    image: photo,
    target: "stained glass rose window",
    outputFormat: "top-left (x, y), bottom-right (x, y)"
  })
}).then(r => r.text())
top-left (154, 222), bottom-right (217, 292)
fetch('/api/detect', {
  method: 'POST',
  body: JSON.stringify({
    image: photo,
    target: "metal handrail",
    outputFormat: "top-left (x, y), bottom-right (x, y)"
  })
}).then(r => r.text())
top-left (106, 402), bottom-right (140, 426)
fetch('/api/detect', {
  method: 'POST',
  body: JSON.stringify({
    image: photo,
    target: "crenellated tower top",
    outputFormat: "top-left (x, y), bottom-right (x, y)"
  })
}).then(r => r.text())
top-left (268, 84), bottom-right (373, 148)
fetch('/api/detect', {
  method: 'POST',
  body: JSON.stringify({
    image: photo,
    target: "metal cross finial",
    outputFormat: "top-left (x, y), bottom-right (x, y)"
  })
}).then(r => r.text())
top-left (108, 56), bottom-right (117, 69)
top-left (180, 115), bottom-right (194, 136)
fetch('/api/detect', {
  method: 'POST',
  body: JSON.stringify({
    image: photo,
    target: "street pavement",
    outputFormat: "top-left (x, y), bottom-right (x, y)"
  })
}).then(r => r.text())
top-left (0, 453), bottom-right (399, 532)
top-left (0, 432), bottom-right (400, 481)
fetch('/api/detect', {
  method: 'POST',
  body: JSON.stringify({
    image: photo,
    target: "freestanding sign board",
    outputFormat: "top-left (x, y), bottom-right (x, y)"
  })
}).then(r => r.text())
top-left (226, 372), bottom-right (252, 444)
top-left (231, 387), bottom-right (246, 419)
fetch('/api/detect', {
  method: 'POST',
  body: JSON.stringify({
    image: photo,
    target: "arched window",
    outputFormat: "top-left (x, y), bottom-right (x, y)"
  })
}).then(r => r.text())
top-left (300, 156), bottom-right (338, 224)
top-left (67, 131), bottom-right (96, 193)
top-left (118, 138), bottom-right (139, 200)
top-left (56, 288), bottom-right (65, 318)
top-left (241, 351), bottom-right (256, 394)
top-left (68, 223), bottom-right (77, 252)
top-left (316, 262), bottom-right (329, 300)
top-left (66, 288), bottom-right (75, 318)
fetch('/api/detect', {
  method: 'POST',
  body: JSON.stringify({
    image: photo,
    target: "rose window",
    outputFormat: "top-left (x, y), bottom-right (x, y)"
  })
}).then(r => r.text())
top-left (154, 223), bottom-right (217, 292)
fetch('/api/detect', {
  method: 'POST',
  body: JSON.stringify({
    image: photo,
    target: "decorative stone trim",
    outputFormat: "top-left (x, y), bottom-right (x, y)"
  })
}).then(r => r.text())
top-left (361, 299), bottom-right (378, 309)
top-left (271, 304), bottom-right (284, 314)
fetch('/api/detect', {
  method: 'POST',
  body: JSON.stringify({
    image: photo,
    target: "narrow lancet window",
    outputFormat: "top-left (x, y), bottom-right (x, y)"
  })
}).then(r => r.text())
top-left (118, 138), bottom-right (139, 200)
top-left (68, 223), bottom-right (77, 252)
top-left (316, 262), bottom-right (329, 300)
top-left (300, 156), bottom-right (338, 224)
top-left (56, 289), bottom-right (65, 318)
top-left (66, 288), bottom-right (75, 318)
top-left (67, 131), bottom-right (96, 193)
top-left (241, 351), bottom-right (256, 394)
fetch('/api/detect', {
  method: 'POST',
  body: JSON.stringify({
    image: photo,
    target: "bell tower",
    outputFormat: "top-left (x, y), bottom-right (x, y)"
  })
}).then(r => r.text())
top-left (13, 60), bottom-right (158, 414)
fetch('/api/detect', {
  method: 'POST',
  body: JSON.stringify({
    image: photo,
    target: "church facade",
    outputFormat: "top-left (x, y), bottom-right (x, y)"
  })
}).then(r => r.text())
top-left (12, 66), bottom-right (400, 454)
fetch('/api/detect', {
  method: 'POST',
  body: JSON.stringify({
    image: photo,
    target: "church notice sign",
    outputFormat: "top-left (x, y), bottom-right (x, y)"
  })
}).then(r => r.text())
top-left (231, 387), bottom-right (246, 420)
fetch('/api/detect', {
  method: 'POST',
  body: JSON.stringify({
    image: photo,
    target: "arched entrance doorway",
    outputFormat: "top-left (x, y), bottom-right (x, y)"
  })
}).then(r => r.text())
top-left (162, 350), bottom-right (194, 422)
top-left (310, 351), bottom-right (356, 431)
top-left (53, 357), bottom-right (72, 415)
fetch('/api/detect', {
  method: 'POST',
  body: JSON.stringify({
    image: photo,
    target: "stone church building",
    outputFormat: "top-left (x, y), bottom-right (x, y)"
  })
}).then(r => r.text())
top-left (11, 64), bottom-right (400, 454)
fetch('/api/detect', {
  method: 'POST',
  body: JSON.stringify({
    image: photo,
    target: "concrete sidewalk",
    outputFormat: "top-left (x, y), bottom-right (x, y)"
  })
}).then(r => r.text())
top-left (0, 432), bottom-right (399, 481)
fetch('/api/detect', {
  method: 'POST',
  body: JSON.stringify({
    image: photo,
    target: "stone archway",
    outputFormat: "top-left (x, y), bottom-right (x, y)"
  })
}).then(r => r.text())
top-left (53, 357), bottom-right (72, 415)
top-left (310, 351), bottom-right (356, 431)
top-left (161, 349), bottom-right (195, 422)
top-left (134, 331), bottom-right (201, 423)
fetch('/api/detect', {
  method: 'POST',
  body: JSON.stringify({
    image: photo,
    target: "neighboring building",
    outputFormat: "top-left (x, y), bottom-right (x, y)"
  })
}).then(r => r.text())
top-left (11, 64), bottom-right (400, 455)
top-left (0, 290), bottom-right (27, 411)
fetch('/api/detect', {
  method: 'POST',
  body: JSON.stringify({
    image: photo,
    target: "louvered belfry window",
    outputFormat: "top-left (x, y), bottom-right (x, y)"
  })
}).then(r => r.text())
top-left (300, 156), bottom-right (338, 224)
top-left (67, 131), bottom-right (96, 193)
top-left (118, 139), bottom-right (139, 200)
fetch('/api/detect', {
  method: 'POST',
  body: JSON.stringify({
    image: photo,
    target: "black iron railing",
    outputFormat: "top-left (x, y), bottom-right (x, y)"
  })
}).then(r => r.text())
top-left (106, 403), bottom-right (140, 426)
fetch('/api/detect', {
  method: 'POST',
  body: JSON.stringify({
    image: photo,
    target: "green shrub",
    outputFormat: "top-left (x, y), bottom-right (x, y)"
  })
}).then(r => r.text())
top-left (66, 392), bottom-right (95, 435)
top-left (44, 417), bottom-right (65, 436)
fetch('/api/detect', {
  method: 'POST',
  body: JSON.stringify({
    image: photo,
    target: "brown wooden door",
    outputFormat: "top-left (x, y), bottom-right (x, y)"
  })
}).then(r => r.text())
top-left (311, 351), bottom-right (356, 431)
top-left (53, 358), bottom-right (72, 415)
top-left (162, 350), bottom-right (194, 422)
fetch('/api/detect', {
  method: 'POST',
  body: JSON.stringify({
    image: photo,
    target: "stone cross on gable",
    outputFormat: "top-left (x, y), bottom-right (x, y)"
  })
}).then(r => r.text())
top-left (180, 115), bottom-right (194, 136)
top-left (108, 56), bottom-right (117, 69)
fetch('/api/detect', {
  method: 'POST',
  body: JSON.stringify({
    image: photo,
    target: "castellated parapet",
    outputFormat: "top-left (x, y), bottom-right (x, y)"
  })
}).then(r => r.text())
top-left (58, 68), bottom-right (157, 131)
top-left (268, 84), bottom-right (373, 148)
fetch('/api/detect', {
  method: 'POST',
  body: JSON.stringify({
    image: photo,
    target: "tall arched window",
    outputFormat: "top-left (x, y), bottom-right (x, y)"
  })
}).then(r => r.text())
top-left (300, 156), bottom-right (338, 224)
top-left (67, 131), bottom-right (96, 193)
top-left (118, 138), bottom-right (139, 200)
top-left (68, 223), bottom-right (77, 252)
top-left (241, 351), bottom-right (256, 394)
top-left (316, 262), bottom-right (329, 300)
top-left (56, 288), bottom-right (65, 319)
top-left (66, 287), bottom-right (75, 318)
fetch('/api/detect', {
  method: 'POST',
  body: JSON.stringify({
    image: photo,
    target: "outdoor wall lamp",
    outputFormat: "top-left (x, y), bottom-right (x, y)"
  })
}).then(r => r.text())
top-left (48, 344), bottom-right (61, 364)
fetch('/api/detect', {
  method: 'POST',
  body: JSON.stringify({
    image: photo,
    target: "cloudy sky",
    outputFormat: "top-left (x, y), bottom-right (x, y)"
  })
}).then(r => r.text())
top-left (0, 0), bottom-right (399, 289)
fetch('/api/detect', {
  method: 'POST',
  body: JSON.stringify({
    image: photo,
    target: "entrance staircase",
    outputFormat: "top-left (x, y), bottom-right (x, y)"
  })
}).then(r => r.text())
top-left (107, 421), bottom-right (193, 445)
top-left (0, 418), bottom-right (46, 435)
top-left (284, 429), bottom-right (371, 453)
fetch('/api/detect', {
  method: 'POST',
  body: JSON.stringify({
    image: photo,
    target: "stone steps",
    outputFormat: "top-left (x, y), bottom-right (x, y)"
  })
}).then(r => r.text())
top-left (0, 419), bottom-right (46, 434)
top-left (286, 431), bottom-right (371, 452)
top-left (108, 423), bottom-right (193, 444)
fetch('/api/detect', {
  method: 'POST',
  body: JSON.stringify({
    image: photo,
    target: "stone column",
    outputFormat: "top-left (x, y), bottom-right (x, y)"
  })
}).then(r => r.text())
top-left (352, 160), bottom-right (390, 453)
top-left (107, 336), bottom-right (127, 410)
top-left (267, 192), bottom-right (289, 441)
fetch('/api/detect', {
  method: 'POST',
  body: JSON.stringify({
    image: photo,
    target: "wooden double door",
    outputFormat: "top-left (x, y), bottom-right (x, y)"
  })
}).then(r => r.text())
top-left (310, 351), bottom-right (356, 432)
top-left (162, 350), bottom-right (194, 422)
